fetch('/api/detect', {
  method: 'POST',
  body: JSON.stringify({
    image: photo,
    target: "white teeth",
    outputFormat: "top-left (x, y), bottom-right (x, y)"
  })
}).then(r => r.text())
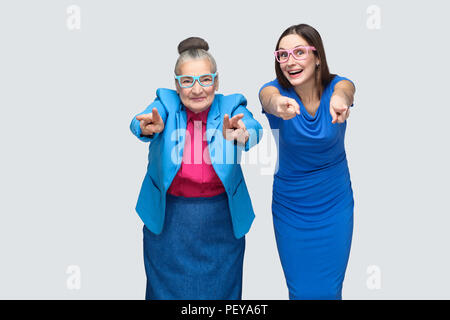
top-left (289, 70), bottom-right (303, 74)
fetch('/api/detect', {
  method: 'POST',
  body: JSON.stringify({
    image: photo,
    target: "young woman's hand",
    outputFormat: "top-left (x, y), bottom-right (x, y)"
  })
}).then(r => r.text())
top-left (330, 93), bottom-right (350, 124)
top-left (136, 108), bottom-right (165, 136)
top-left (330, 80), bottom-right (355, 123)
top-left (222, 113), bottom-right (250, 146)
top-left (271, 94), bottom-right (300, 120)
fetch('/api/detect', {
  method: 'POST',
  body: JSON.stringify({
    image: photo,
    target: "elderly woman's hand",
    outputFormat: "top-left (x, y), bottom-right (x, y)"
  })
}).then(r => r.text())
top-left (329, 93), bottom-right (351, 124)
top-left (136, 108), bottom-right (165, 136)
top-left (222, 113), bottom-right (250, 146)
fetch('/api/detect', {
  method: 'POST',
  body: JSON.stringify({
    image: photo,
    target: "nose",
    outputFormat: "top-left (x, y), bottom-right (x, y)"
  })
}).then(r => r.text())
top-left (191, 80), bottom-right (203, 94)
top-left (286, 53), bottom-right (296, 65)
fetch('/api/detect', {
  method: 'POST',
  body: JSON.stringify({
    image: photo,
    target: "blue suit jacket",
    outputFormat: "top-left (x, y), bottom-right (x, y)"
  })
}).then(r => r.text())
top-left (130, 89), bottom-right (263, 239)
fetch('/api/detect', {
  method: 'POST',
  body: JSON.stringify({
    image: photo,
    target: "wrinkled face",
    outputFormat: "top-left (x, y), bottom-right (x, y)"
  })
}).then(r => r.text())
top-left (278, 34), bottom-right (320, 88)
top-left (175, 58), bottom-right (218, 113)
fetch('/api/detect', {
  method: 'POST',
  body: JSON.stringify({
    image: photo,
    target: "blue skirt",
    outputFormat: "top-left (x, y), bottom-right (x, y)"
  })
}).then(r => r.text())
top-left (143, 192), bottom-right (245, 300)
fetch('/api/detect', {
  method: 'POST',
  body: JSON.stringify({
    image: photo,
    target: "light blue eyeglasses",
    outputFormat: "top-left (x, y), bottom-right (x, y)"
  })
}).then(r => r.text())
top-left (175, 73), bottom-right (217, 88)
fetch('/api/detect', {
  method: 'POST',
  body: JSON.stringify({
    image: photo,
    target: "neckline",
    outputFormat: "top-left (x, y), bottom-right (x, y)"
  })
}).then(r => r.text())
top-left (290, 83), bottom-right (329, 120)
top-left (301, 100), bottom-right (321, 119)
top-left (292, 89), bottom-right (323, 120)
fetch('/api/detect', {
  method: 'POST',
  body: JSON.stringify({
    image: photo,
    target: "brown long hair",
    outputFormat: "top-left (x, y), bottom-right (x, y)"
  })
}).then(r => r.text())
top-left (275, 24), bottom-right (335, 99)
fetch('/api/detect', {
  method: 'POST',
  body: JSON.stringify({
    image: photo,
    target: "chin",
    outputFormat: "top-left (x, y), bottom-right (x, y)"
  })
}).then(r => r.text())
top-left (187, 102), bottom-right (211, 113)
top-left (287, 78), bottom-right (305, 87)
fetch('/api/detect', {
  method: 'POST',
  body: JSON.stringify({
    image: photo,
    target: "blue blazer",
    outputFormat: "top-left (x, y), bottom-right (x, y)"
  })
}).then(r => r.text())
top-left (130, 89), bottom-right (263, 239)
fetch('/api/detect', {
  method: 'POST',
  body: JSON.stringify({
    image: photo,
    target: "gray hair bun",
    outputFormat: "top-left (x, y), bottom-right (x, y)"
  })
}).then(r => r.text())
top-left (177, 37), bottom-right (209, 54)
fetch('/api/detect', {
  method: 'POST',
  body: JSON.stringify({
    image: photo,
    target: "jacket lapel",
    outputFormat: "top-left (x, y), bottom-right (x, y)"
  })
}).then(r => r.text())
top-left (206, 95), bottom-right (222, 143)
top-left (175, 102), bottom-right (187, 165)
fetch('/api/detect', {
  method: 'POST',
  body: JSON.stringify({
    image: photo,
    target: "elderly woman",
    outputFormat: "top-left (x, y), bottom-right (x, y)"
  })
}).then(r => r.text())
top-left (259, 24), bottom-right (356, 300)
top-left (130, 37), bottom-right (262, 300)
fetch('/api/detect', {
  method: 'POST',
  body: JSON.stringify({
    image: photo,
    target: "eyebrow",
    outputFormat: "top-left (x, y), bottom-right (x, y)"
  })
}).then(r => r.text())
top-left (278, 45), bottom-right (308, 50)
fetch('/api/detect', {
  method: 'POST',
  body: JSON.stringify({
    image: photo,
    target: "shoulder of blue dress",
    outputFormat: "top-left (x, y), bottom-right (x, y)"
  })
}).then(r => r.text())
top-left (332, 74), bottom-right (351, 86)
top-left (323, 74), bottom-right (342, 93)
top-left (259, 78), bottom-right (280, 92)
top-left (333, 74), bottom-right (345, 82)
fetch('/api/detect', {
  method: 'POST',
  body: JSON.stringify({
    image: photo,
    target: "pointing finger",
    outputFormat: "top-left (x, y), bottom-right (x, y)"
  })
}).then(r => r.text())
top-left (136, 113), bottom-right (153, 124)
top-left (230, 113), bottom-right (244, 127)
top-left (223, 114), bottom-right (231, 128)
top-left (237, 119), bottom-right (246, 130)
top-left (288, 98), bottom-right (300, 115)
top-left (152, 108), bottom-right (162, 123)
top-left (136, 114), bottom-right (150, 121)
top-left (330, 107), bottom-right (338, 124)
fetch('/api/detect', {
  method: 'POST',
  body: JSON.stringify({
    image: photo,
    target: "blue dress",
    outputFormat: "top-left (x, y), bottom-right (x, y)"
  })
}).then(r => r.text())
top-left (260, 75), bottom-right (355, 300)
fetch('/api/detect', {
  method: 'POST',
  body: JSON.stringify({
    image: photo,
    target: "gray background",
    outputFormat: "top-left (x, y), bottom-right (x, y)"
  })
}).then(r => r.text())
top-left (0, 0), bottom-right (449, 299)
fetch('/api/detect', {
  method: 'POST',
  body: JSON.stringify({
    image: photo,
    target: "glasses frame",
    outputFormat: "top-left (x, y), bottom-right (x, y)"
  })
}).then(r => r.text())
top-left (274, 46), bottom-right (317, 63)
top-left (174, 73), bottom-right (218, 88)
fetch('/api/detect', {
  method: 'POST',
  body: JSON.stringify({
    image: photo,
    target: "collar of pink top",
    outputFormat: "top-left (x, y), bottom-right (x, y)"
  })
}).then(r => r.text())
top-left (185, 107), bottom-right (210, 125)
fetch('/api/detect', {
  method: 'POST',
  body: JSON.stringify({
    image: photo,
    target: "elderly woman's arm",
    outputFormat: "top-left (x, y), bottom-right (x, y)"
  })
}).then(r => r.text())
top-left (225, 94), bottom-right (263, 151)
top-left (130, 98), bottom-right (168, 142)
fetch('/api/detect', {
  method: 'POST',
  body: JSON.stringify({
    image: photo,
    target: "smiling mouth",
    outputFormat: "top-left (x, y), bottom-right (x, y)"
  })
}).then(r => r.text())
top-left (288, 69), bottom-right (303, 75)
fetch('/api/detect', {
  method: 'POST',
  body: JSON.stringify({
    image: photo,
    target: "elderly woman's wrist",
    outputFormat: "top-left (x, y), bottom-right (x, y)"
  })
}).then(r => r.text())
top-left (140, 132), bottom-right (154, 138)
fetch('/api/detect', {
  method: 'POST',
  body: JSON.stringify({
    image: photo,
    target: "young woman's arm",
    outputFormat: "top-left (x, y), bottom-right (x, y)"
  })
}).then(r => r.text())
top-left (259, 86), bottom-right (300, 120)
top-left (259, 79), bottom-right (356, 122)
top-left (330, 80), bottom-right (355, 123)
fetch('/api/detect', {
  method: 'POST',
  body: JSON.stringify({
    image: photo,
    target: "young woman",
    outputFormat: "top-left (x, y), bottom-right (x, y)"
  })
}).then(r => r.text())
top-left (259, 24), bottom-right (356, 300)
top-left (130, 37), bottom-right (262, 300)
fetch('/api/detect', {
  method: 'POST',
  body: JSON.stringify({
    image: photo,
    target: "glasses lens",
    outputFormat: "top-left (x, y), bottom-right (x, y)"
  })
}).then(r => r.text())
top-left (179, 76), bottom-right (194, 88)
top-left (199, 74), bottom-right (214, 86)
top-left (293, 47), bottom-right (307, 60)
top-left (276, 50), bottom-right (289, 62)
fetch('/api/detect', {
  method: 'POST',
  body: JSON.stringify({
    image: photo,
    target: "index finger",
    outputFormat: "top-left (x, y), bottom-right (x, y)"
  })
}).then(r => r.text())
top-left (223, 114), bottom-right (231, 128)
top-left (236, 119), bottom-right (246, 130)
top-left (230, 113), bottom-right (244, 126)
top-left (136, 113), bottom-right (153, 122)
top-left (330, 107), bottom-right (338, 124)
top-left (152, 108), bottom-right (162, 123)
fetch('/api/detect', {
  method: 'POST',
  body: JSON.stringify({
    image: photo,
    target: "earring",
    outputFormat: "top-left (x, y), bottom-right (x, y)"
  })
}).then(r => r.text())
top-left (316, 64), bottom-right (320, 68)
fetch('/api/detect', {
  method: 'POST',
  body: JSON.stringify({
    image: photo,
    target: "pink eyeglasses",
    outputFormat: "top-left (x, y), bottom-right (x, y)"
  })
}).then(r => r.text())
top-left (274, 46), bottom-right (316, 63)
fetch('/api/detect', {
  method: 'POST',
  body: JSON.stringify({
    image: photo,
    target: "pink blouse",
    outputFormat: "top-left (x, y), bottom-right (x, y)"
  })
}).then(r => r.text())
top-left (167, 107), bottom-right (226, 197)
